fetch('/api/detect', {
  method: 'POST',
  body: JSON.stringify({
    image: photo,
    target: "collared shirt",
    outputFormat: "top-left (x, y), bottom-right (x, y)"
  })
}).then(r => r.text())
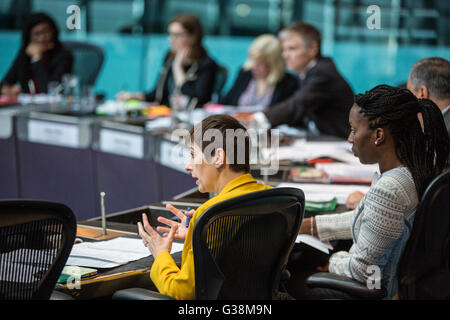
top-left (298, 59), bottom-right (320, 135)
top-left (298, 59), bottom-right (318, 81)
top-left (442, 104), bottom-right (450, 116)
top-left (150, 173), bottom-right (272, 299)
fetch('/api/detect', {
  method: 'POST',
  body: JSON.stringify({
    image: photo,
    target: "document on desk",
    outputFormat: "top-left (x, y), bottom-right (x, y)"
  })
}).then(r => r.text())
top-left (277, 182), bottom-right (371, 204)
top-left (66, 237), bottom-right (184, 268)
top-left (271, 140), bottom-right (362, 165)
top-left (296, 235), bottom-right (334, 254)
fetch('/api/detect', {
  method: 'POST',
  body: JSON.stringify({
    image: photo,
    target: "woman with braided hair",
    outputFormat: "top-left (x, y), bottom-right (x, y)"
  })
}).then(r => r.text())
top-left (290, 84), bottom-right (450, 299)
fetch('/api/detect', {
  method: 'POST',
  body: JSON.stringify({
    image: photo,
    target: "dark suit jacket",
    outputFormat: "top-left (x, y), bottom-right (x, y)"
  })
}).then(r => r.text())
top-left (220, 68), bottom-right (299, 108)
top-left (264, 57), bottom-right (354, 138)
top-left (443, 107), bottom-right (450, 138)
top-left (1, 44), bottom-right (73, 93)
top-left (145, 52), bottom-right (218, 108)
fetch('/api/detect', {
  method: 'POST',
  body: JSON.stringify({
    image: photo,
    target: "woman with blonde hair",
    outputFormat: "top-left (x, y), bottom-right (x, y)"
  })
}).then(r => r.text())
top-left (220, 34), bottom-right (298, 110)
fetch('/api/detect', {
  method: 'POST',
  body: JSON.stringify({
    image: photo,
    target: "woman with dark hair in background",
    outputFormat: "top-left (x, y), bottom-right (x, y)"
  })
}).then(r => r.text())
top-left (290, 84), bottom-right (450, 300)
top-left (117, 13), bottom-right (218, 109)
top-left (1, 12), bottom-right (73, 97)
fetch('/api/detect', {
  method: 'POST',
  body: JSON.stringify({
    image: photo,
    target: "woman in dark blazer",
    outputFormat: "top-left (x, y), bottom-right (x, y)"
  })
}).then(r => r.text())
top-left (117, 14), bottom-right (217, 109)
top-left (220, 34), bottom-right (298, 110)
top-left (1, 13), bottom-right (73, 97)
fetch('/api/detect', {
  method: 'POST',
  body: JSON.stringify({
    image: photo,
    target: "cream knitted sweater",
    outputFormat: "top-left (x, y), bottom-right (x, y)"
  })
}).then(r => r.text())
top-left (315, 167), bottom-right (418, 299)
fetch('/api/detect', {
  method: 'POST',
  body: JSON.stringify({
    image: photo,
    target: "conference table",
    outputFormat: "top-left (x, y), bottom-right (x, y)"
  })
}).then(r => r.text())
top-left (0, 100), bottom-right (368, 299)
top-left (54, 184), bottom-right (353, 300)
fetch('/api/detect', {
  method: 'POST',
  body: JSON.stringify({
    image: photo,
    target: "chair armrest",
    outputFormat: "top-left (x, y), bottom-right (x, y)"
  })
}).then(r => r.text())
top-left (112, 288), bottom-right (175, 300)
top-left (306, 272), bottom-right (386, 300)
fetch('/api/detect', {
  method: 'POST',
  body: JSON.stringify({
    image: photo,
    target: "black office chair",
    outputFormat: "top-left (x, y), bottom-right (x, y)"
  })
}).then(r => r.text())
top-left (0, 200), bottom-right (76, 300)
top-left (397, 169), bottom-right (450, 299)
top-left (305, 169), bottom-right (450, 300)
top-left (113, 187), bottom-right (305, 300)
top-left (211, 64), bottom-right (228, 103)
top-left (62, 41), bottom-right (105, 89)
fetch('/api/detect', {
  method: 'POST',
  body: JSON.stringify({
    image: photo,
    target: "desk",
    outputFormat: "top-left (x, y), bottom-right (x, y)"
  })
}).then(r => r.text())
top-left (0, 107), bottom-right (20, 198)
top-left (92, 120), bottom-right (160, 213)
top-left (53, 187), bottom-right (208, 300)
top-left (15, 110), bottom-right (99, 220)
top-left (55, 220), bottom-right (184, 300)
top-left (54, 182), bottom-right (350, 300)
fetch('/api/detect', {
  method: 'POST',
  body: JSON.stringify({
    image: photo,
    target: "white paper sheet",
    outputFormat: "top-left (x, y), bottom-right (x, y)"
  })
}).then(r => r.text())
top-left (277, 182), bottom-right (371, 204)
top-left (315, 163), bottom-right (378, 179)
top-left (295, 234), bottom-right (334, 254)
top-left (66, 237), bottom-right (184, 268)
top-left (270, 140), bottom-right (362, 164)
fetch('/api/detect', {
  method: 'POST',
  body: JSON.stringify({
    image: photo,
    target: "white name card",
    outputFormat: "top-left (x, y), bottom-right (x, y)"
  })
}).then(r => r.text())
top-left (99, 129), bottom-right (144, 159)
top-left (28, 120), bottom-right (79, 148)
top-left (159, 140), bottom-right (189, 172)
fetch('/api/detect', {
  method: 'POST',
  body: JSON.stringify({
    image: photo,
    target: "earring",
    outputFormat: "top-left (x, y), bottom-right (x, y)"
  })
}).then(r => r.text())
top-left (374, 141), bottom-right (378, 145)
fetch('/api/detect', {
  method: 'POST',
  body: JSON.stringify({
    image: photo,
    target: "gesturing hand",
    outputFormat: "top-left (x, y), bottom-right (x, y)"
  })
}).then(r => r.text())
top-left (156, 204), bottom-right (195, 241)
top-left (138, 213), bottom-right (178, 258)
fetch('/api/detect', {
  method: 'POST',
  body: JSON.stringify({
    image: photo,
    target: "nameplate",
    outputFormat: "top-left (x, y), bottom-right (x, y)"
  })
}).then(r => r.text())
top-left (28, 120), bottom-right (79, 148)
top-left (99, 129), bottom-right (144, 159)
top-left (159, 140), bottom-right (189, 172)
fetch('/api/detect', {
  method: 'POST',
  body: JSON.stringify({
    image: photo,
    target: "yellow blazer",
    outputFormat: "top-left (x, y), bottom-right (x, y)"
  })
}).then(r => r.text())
top-left (150, 173), bottom-right (272, 299)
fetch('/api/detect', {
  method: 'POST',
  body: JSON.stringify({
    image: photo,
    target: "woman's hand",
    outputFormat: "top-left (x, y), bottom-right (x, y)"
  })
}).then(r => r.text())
top-left (345, 191), bottom-right (365, 210)
top-left (1, 84), bottom-right (21, 97)
top-left (155, 204), bottom-right (195, 241)
top-left (26, 42), bottom-right (54, 61)
top-left (138, 213), bottom-right (178, 258)
top-left (172, 48), bottom-right (190, 86)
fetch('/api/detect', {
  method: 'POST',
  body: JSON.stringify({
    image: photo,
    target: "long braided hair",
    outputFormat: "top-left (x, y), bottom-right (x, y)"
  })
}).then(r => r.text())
top-left (354, 84), bottom-right (450, 199)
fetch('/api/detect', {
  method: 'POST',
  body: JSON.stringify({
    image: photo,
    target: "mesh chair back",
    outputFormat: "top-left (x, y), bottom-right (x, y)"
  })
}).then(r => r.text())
top-left (193, 187), bottom-right (304, 300)
top-left (0, 200), bottom-right (76, 300)
top-left (398, 170), bottom-right (450, 299)
top-left (62, 41), bottom-right (104, 88)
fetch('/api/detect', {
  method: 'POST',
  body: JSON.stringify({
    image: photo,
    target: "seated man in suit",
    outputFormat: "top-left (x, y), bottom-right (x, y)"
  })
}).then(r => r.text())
top-left (137, 114), bottom-right (272, 300)
top-left (407, 57), bottom-right (450, 137)
top-left (254, 22), bottom-right (354, 138)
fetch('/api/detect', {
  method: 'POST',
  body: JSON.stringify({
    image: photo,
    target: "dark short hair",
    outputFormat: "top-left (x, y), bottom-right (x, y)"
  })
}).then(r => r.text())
top-left (189, 114), bottom-right (250, 173)
top-left (410, 57), bottom-right (450, 100)
top-left (279, 22), bottom-right (321, 57)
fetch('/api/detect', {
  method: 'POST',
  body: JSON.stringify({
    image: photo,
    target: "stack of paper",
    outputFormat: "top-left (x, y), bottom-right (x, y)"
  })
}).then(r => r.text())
top-left (269, 140), bottom-right (362, 165)
top-left (277, 182), bottom-right (371, 204)
top-left (66, 237), bottom-right (184, 268)
top-left (315, 163), bottom-right (378, 183)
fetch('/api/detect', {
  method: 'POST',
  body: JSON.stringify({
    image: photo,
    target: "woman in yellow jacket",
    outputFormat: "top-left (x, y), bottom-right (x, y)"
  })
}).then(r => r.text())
top-left (138, 114), bottom-right (272, 299)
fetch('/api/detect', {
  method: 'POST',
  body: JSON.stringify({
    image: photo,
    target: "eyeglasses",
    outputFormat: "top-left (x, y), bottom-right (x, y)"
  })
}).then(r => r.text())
top-left (31, 30), bottom-right (53, 40)
top-left (168, 32), bottom-right (187, 39)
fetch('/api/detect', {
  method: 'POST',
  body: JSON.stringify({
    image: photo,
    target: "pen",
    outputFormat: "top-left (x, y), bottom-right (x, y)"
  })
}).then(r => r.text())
top-left (185, 207), bottom-right (191, 228)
